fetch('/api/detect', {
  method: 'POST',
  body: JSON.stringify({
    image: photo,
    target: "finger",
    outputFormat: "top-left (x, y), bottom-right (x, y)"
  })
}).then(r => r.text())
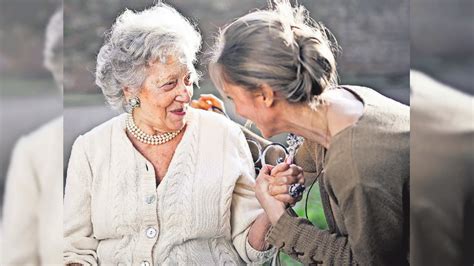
top-left (190, 100), bottom-right (200, 108)
top-left (271, 175), bottom-right (299, 185)
top-left (270, 162), bottom-right (290, 176)
top-left (260, 164), bottom-right (274, 175)
top-left (298, 173), bottom-right (305, 185)
top-left (199, 100), bottom-right (212, 110)
top-left (274, 164), bottom-right (303, 177)
top-left (274, 194), bottom-right (298, 205)
top-left (255, 172), bottom-right (271, 187)
top-left (268, 184), bottom-right (290, 196)
top-left (199, 94), bottom-right (219, 100)
top-left (199, 94), bottom-right (224, 109)
top-left (191, 99), bottom-right (211, 110)
top-left (263, 165), bottom-right (276, 183)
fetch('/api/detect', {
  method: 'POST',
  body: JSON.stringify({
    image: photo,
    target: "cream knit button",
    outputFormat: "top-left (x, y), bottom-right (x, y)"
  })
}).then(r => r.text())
top-left (145, 195), bottom-right (155, 204)
top-left (146, 227), bottom-right (157, 238)
top-left (140, 260), bottom-right (151, 266)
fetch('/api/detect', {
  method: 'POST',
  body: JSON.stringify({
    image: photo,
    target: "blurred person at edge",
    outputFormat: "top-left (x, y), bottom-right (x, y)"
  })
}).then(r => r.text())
top-left (2, 8), bottom-right (63, 266)
top-left (410, 71), bottom-right (473, 266)
top-left (410, 0), bottom-right (473, 264)
top-left (196, 0), bottom-right (410, 265)
top-left (62, 3), bottom-right (296, 265)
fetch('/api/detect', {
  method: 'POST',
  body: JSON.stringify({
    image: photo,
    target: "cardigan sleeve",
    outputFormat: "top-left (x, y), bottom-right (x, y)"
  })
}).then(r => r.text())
top-left (63, 136), bottom-right (99, 265)
top-left (2, 137), bottom-right (41, 265)
top-left (229, 128), bottom-right (276, 264)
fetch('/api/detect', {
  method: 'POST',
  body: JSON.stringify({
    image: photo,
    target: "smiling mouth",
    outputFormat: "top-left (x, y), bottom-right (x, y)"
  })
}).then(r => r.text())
top-left (170, 106), bottom-right (187, 116)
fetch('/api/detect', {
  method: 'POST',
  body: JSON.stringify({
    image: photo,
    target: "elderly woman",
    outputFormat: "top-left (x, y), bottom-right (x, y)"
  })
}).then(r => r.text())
top-left (63, 4), bottom-right (279, 265)
top-left (207, 1), bottom-right (410, 265)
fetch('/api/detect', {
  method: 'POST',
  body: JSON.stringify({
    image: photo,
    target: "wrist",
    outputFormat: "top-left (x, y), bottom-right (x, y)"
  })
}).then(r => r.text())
top-left (266, 203), bottom-right (286, 225)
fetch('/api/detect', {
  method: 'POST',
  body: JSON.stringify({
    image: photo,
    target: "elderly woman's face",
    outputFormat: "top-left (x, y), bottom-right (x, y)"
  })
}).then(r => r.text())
top-left (131, 56), bottom-right (193, 132)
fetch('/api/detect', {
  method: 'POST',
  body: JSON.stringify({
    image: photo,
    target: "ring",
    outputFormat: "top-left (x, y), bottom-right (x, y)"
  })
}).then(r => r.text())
top-left (288, 183), bottom-right (305, 198)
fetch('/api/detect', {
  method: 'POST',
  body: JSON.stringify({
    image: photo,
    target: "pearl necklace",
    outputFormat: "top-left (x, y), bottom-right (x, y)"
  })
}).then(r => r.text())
top-left (126, 114), bottom-right (181, 145)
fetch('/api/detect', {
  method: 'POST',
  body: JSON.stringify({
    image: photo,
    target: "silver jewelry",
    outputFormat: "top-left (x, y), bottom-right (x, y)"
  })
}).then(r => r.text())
top-left (287, 133), bottom-right (305, 198)
top-left (126, 114), bottom-right (181, 145)
top-left (286, 133), bottom-right (305, 162)
top-left (289, 183), bottom-right (305, 198)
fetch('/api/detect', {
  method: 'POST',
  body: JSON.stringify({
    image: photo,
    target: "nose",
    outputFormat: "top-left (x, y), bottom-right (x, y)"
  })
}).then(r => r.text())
top-left (175, 83), bottom-right (192, 103)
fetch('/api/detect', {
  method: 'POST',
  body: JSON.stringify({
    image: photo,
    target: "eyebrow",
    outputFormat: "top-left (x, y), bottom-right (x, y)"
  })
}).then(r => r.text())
top-left (156, 67), bottom-right (190, 86)
top-left (155, 78), bottom-right (172, 87)
top-left (162, 74), bottom-right (177, 81)
top-left (166, 68), bottom-right (190, 80)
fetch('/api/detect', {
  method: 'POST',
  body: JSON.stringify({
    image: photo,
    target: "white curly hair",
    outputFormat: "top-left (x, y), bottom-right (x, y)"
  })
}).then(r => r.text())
top-left (95, 3), bottom-right (202, 110)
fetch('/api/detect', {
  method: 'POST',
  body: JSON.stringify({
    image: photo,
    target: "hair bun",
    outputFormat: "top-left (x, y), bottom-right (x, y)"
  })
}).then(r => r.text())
top-left (288, 30), bottom-right (335, 101)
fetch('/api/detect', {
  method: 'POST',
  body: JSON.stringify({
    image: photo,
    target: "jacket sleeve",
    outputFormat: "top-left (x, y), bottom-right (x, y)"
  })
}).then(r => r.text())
top-left (266, 177), bottom-right (405, 265)
top-left (63, 136), bottom-right (99, 265)
top-left (229, 128), bottom-right (276, 264)
top-left (266, 206), bottom-right (354, 265)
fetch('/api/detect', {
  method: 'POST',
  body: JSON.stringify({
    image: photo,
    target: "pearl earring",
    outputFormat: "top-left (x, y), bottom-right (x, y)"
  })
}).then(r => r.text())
top-left (127, 96), bottom-right (140, 112)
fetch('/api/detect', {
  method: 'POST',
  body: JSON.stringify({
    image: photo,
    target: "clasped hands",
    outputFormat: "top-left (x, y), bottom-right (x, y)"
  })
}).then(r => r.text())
top-left (255, 162), bottom-right (304, 225)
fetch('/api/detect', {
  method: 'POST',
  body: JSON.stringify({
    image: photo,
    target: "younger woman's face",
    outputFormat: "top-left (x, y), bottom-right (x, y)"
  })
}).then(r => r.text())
top-left (220, 81), bottom-right (278, 138)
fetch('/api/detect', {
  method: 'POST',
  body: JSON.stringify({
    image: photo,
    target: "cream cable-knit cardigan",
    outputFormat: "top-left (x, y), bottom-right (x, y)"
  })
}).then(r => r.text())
top-left (63, 108), bottom-right (275, 265)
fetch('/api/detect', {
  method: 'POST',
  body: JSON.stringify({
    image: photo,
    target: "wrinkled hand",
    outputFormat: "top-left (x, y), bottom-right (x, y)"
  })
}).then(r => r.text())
top-left (191, 94), bottom-right (226, 114)
top-left (255, 164), bottom-right (286, 225)
top-left (268, 163), bottom-right (304, 206)
top-left (255, 163), bottom-right (305, 225)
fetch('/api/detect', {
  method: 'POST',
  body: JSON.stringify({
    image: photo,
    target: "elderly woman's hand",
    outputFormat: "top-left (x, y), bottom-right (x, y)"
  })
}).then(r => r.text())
top-left (255, 163), bottom-right (305, 224)
top-left (268, 163), bottom-right (305, 206)
top-left (255, 165), bottom-right (287, 225)
top-left (191, 94), bottom-right (226, 114)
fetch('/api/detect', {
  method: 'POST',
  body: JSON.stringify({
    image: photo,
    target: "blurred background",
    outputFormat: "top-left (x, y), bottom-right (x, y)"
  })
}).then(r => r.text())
top-left (410, 0), bottom-right (473, 264)
top-left (411, 0), bottom-right (473, 95)
top-left (1, 0), bottom-right (62, 261)
top-left (0, 0), bottom-right (61, 214)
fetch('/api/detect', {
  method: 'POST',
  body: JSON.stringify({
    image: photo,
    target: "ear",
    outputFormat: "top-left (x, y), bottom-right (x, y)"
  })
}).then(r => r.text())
top-left (123, 86), bottom-right (133, 100)
top-left (259, 84), bottom-right (276, 108)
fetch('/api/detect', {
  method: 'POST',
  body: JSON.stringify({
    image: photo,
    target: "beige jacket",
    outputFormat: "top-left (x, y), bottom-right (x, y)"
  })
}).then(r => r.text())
top-left (63, 108), bottom-right (274, 265)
